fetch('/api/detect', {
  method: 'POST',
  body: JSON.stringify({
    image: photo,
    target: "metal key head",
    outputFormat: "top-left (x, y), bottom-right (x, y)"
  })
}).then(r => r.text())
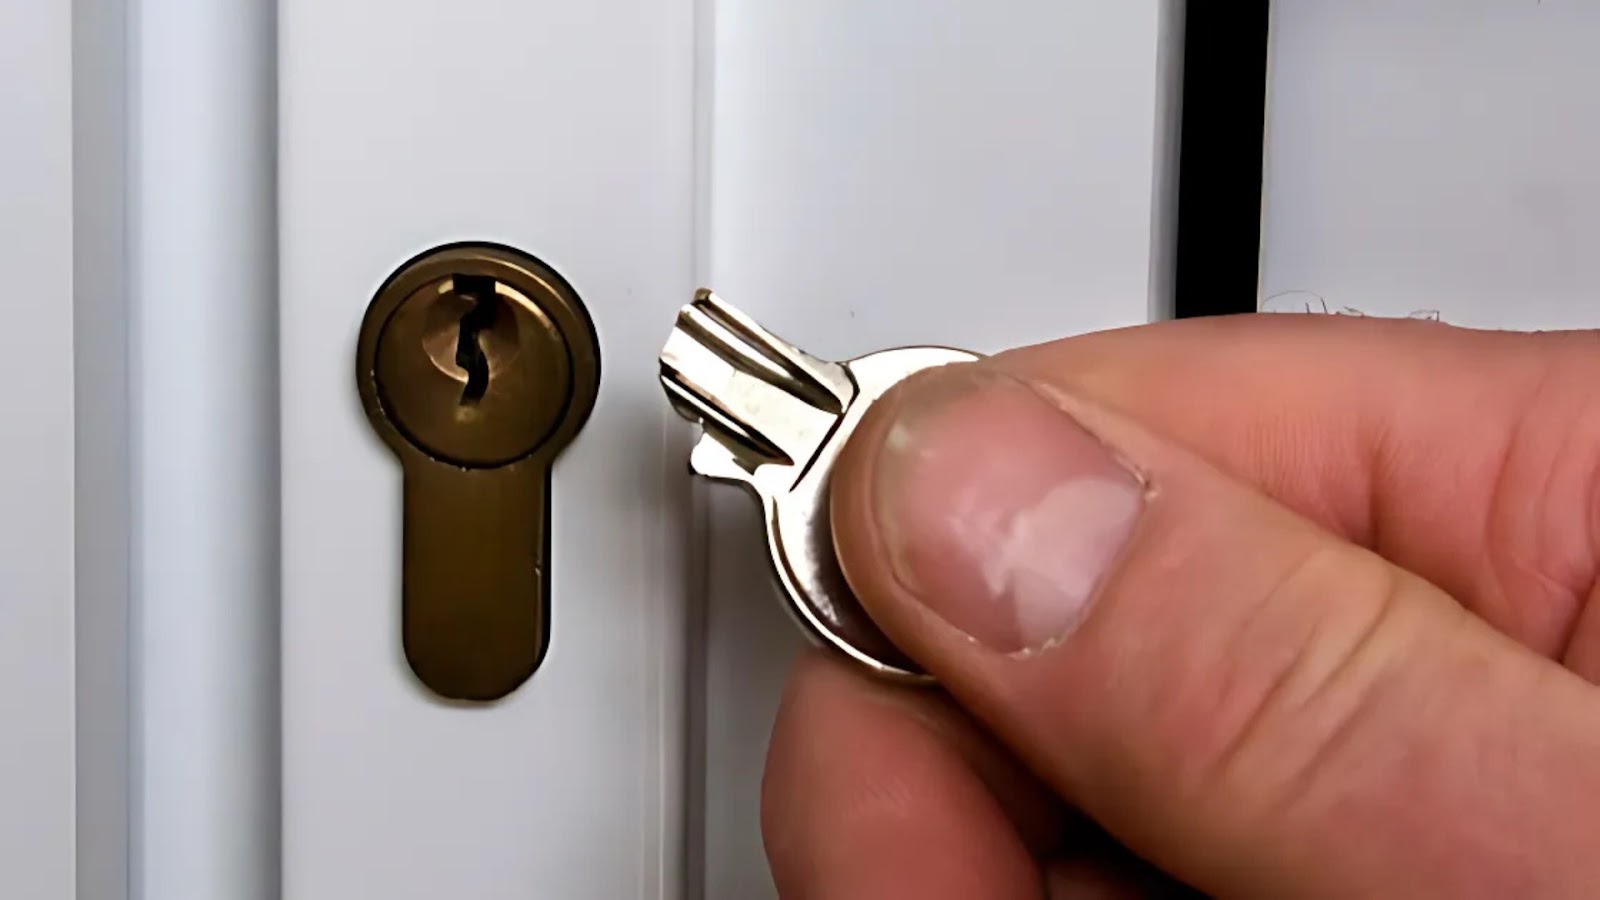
top-left (772, 345), bottom-right (980, 683)
top-left (357, 242), bottom-right (600, 702)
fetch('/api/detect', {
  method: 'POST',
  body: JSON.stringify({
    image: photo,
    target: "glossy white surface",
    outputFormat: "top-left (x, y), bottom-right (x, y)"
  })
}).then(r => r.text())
top-left (1261, 0), bottom-right (1600, 330)
top-left (278, 1), bottom-right (697, 898)
top-left (698, 2), bottom-right (1181, 894)
top-left (0, 0), bottom-right (76, 896)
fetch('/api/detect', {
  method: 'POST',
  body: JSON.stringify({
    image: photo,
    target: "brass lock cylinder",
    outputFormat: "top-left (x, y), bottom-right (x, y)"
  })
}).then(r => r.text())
top-left (356, 242), bottom-right (600, 702)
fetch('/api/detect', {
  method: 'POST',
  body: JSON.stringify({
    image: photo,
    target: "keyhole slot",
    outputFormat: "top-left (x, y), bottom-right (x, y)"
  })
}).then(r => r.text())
top-left (452, 275), bottom-right (499, 406)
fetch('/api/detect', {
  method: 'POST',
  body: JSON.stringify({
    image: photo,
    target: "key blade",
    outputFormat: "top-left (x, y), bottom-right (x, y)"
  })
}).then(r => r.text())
top-left (687, 433), bottom-right (750, 484)
top-left (659, 370), bottom-right (788, 464)
top-left (683, 290), bottom-right (852, 413)
top-left (659, 291), bottom-right (855, 475)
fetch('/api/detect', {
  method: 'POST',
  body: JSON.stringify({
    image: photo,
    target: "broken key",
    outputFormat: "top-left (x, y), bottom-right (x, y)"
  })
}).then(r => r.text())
top-left (658, 290), bottom-right (981, 683)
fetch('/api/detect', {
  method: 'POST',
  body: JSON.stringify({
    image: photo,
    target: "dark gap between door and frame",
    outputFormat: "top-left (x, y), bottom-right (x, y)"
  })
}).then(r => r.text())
top-left (1172, 0), bottom-right (1271, 319)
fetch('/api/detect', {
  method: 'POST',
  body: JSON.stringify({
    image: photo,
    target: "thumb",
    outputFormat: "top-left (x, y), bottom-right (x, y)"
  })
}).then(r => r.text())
top-left (830, 360), bottom-right (1600, 899)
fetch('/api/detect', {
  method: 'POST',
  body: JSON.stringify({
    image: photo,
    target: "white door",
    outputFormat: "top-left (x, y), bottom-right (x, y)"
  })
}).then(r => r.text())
top-left (21, 2), bottom-right (1600, 899)
top-left (277, 2), bottom-right (1177, 898)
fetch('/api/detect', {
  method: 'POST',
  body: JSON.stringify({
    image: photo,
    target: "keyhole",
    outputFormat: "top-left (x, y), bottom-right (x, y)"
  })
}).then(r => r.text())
top-left (453, 275), bottom-right (498, 406)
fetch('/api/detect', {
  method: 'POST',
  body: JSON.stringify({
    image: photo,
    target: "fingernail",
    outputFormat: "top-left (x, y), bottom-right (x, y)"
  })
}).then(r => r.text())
top-left (872, 368), bottom-right (1145, 653)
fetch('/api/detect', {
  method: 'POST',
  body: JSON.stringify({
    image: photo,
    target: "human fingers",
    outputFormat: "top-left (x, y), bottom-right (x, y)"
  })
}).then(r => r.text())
top-left (762, 651), bottom-right (1193, 898)
top-left (1044, 856), bottom-right (1202, 899)
top-left (993, 315), bottom-right (1600, 671)
top-left (831, 361), bottom-right (1600, 898)
top-left (761, 651), bottom-right (1057, 899)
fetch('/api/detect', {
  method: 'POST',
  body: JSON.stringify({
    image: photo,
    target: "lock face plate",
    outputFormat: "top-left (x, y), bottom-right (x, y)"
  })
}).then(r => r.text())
top-left (356, 242), bottom-right (600, 702)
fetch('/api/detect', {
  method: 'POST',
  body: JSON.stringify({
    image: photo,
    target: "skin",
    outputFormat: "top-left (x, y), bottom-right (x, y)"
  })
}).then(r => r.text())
top-left (759, 314), bottom-right (1600, 898)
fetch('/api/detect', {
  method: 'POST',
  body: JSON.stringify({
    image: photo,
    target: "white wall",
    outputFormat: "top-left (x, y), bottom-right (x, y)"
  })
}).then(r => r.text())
top-left (1262, 0), bottom-right (1600, 330)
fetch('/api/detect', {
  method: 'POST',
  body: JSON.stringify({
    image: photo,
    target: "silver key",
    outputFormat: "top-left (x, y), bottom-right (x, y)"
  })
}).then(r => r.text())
top-left (658, 290), bottom-right (980, 682)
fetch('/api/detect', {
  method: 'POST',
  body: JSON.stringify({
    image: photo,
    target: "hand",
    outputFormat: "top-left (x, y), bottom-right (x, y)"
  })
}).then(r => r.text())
top-left (759, 314), bottom-right (1600, 898)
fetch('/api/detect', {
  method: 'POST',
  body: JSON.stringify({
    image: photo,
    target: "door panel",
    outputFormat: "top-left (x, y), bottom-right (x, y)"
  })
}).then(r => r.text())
top-left (279, 2), bottom-right (697, 897)
top-left (280, 1), bottom-right (1179, 897)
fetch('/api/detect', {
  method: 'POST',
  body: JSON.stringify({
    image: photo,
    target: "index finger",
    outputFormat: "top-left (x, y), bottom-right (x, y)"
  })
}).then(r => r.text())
top-left (762, 651), bottom-right (1198, 899)
top-left (992, 313), bottom-right (1600, 663)
top-left (761, 652), bottom-right (1051, 899)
